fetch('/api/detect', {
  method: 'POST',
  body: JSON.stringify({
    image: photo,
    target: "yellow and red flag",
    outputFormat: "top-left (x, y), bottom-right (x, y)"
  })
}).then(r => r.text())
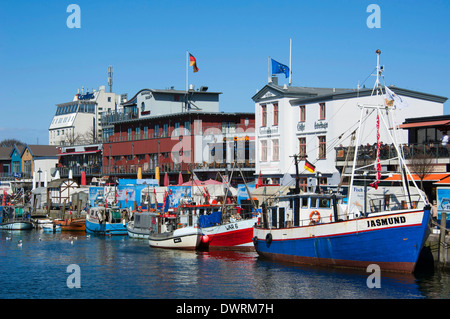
top-left (189, 53), bottom-right (199, 72)
top-left (304, 160), bottom-right (315, 173)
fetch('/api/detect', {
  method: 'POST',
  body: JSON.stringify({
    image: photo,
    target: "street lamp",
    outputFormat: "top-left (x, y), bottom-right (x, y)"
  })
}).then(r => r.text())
top-left (37, 168), bottom-right (42, 188)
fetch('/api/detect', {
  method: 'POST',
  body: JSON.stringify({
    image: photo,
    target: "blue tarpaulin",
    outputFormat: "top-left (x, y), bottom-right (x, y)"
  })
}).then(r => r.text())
top-left (198, 211), bottom-right (222, 228)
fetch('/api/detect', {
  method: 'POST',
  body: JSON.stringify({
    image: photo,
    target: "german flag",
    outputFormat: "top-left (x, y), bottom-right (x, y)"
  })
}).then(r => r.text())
top-left (189, 53), bottom-right (199, 73)
top-left (304, 159), bottom-right (315, 173)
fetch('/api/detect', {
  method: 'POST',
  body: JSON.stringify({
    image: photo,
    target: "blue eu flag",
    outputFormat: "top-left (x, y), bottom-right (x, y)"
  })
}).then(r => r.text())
top-left (271, 59), bottom-right (290, 78)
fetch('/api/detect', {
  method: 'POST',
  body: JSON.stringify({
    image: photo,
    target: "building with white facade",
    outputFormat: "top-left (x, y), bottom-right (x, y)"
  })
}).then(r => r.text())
top-left (48, 85), bottom-right (124, 146)
top-left (252, 82), bottom-right (447, 190)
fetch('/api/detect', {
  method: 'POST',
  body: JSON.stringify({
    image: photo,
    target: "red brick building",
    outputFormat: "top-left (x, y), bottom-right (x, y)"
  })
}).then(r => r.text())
top-left (102, 111), bottom-right (255, 185)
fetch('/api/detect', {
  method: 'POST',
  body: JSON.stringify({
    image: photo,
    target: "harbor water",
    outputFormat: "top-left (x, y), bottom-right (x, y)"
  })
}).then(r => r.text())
top-left (1, 230), bottom-right (450, 299)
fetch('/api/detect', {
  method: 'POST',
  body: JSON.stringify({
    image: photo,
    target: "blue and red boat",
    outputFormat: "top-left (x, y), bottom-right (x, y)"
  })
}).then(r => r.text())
top-left (253, 50), bottom-right (431, 273)
top-left (253, 194), bottom-right (430, 273)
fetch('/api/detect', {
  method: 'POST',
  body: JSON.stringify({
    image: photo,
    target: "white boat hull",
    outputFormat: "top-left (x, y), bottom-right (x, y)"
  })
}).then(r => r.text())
top-left (149, 227), bottom-right (203, 250)
top-left (0, 221), bottom-right (33, 230)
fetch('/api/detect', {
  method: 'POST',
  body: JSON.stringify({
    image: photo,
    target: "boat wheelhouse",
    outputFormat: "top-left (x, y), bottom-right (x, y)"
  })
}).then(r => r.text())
top-left (85, 206), bottom-right (128, 236)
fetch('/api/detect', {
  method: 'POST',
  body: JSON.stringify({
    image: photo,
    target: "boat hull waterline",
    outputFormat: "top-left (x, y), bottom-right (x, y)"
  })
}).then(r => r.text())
top-left (149, 227), bottom-right (205, 250)
top-left (0, 221), bottom-right (33, 230)
top-left (253, 209), bottom-right (430, 273)
top-left (85, 218), bottom-right (127, 236)
top-left (202, 217), bottom-right (258, 251)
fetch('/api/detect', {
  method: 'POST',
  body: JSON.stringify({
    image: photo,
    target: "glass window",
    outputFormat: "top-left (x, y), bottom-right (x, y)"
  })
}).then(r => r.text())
top-left (319, 103), bottom-right (326, 120)
top-left (300, 105), bottom-right (305, 122)
top-left (143, 126), bottom-right (148, 139)
top-left (319, 198), bottom-right (331, 208)
top-left (261, 105), bottom-right (267, 127)
top-left (273, 103), bottom-right (278, 126)
top-left (272, 139), bottom-right (279, 161)
top-left (174, 122), bottom-right (180, 136)
top-left (154, 124), bottom-right (159, 137)
top-left (310, 197), bottom-right (318, 208)
top-left (301, 197), bottom-right (308, 208)
top-left (299, 138), bottom-right (306, 159)
top-left (318, 136), bottom-right (326, 159)
top-left (260, 140), bottom-right (267, 162)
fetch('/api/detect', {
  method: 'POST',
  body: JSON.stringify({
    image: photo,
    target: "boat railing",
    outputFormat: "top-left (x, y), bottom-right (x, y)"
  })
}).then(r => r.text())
top-left (366, 194), bottom-right (423, 214)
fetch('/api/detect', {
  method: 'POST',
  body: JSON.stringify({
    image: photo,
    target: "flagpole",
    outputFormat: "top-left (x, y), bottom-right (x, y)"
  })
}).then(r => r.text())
top-left (186, 50), bottom-right (189, 92)
top-left (268, 56), bottom-right (271, 83)
top-left (185, 50), bottom-right (188, 112)
top-left (289, 38), bottom-right (292, 86)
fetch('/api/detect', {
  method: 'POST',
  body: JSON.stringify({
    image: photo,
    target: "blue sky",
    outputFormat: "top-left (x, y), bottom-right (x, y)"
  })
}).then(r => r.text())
top-left (0, 0), bottom-right (449, 145)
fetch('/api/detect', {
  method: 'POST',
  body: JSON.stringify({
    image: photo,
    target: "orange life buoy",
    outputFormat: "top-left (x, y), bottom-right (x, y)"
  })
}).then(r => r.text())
top-left (309, 210), bottom-right (321, 223)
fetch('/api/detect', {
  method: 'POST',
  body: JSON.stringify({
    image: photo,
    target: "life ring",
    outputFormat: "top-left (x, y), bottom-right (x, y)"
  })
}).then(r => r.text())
top-left (309, 210), bottom-right (321, 223)
top-left (265, 233), bottom-right (272, 244)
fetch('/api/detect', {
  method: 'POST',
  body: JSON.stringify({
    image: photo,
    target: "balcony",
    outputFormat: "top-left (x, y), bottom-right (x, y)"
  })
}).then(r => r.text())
top-left (102, 123), bottom-right (255, 144)
top-left (336, 143), bottom-right (450, 163)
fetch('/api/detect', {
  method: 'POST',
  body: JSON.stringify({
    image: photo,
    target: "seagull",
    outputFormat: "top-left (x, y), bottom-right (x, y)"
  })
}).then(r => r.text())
top-left (17, 240), bottom-right (22, 247)
top-left (6, 236), bottom-right (11, 241)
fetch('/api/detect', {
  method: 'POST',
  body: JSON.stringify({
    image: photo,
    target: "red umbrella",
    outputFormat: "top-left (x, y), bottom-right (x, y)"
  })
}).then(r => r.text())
top-left (164, 172), bottom-right (169, 186)
top-left (81, 170), bottom-right (86, 186)
top-left (178, 172), bottom-right (183, 185)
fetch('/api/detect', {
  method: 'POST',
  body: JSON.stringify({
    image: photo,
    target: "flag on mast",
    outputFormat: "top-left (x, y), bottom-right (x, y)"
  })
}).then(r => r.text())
top-left (189, 53), bottom-right (199, 72)
top-left (385, 86), bottom-right (408, 109)
top-left (271, 59), bottom-right (289, 78)
top-left (304, 160), bottom-right (316, 173)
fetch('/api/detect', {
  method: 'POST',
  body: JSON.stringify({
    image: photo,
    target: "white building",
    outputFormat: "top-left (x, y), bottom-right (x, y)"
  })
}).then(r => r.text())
top-left (252, 82), bottom-right (447, 190)
top-left (48, 85), bottom-right (123, 146)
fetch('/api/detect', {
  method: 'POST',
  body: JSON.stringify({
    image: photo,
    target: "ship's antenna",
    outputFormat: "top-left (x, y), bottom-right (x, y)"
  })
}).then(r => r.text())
top-left (108, 66), bottom-right (113, 93)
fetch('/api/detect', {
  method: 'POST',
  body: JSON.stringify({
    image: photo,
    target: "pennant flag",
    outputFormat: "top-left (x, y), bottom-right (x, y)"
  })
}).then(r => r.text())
top-left (370, 113), bottom-right (382, 190)
top-left (304, 160), bottom-right (316, 173)
top-left (385, 86), bottom-right (408, 109)
top-left (189, 53), bottom-right (199, 73)
top-left (271, 59), bottom-right (289, 78)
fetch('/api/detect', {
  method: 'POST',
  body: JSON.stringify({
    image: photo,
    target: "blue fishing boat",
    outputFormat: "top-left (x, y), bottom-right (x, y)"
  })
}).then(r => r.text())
top-left (253, 50), bottom-right (431, 273)
top-left (85, 206), bottom-right (128, 236)
top-left (0, 206), bottom-right (33, 230)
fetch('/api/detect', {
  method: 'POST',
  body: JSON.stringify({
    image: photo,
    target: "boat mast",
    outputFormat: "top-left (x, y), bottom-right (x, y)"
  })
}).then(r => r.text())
top-left (348, 49), bottom-right (382, 216)
top-left (291, 154), bottom-right (301, 195)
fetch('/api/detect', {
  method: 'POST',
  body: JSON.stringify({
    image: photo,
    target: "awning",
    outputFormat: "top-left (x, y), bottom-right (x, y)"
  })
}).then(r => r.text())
top-left (398, 120), bottom-right (450, 129)
top-left (434, 176), bottom-right (450, 185)
top-left (384, 173), bottom-right (450, 182)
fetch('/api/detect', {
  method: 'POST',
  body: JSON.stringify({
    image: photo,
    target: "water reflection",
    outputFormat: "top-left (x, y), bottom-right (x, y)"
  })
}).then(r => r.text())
top-left (1, 230), bottom-right (450, 299)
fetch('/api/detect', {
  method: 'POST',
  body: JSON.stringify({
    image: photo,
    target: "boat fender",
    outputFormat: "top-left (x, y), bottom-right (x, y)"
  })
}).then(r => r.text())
top-left (265, 233), bottom-right (272, 244)
top-left (309, 210), bottom-right (321, 223)
top-left (252, 236), bottom-right (258, 246)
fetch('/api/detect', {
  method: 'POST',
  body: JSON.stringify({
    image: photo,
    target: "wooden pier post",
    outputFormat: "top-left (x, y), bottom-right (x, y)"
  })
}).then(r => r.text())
top-left (439, 212), bottom-right (447, 268)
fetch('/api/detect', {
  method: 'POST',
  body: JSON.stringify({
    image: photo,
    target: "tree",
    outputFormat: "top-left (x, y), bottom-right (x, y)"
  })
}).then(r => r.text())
top-left (408, 151), bottom-right (435, 193)
top-left (0, 138), bottom-right (25, 147)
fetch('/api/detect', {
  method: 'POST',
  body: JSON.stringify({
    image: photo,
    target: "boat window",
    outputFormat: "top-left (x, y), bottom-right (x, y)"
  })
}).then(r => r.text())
top-left (310, 197), bottom-right (318, 208)
top-left (294, 198), bottom-right (300, 227)
top-left (271, 207), bottom-right (277, 228)
top-left (279, 207), bottom-right (285, 228)
top-left (301, 197), bottom-right (308, 208)
top-left (319, 198), bottom-right (331, 208)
